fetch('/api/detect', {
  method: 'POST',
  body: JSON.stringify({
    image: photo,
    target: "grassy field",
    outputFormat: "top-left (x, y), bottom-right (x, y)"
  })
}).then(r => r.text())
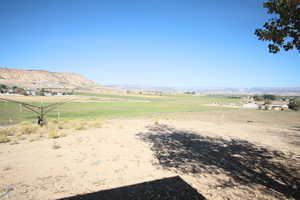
top-left (0, 93), bottom-right (243, 125)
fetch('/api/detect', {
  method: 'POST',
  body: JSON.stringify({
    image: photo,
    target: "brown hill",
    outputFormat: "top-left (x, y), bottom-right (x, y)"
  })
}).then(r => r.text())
top-left (0, 67), bottom-right (116, 92)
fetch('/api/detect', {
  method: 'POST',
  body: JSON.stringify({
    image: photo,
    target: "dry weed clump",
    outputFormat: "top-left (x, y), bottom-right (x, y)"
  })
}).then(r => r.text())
top-left (74, 120), bottom-right (87, 130)
top-left (117, 124), bottom-right (124, 129)
top-left (14, 121), bottom-right (40, 136)
top-left (0, 119), bottom-right (105, 145)
top-left (48, 119), bottom-right (71, 130)
top-left (2, 127), bottom-right (15, 136)
top-left (0, 128), bottom-right (10, 143)
top-left (60, 132), bottom-right (66, 137)
top-left (48, 131), bottom-right (60, 139)
top-left (88, 120), bottom-right (103, 128)
top-left (27, 135), bottom-right (39, 142)
top-left (49, 119), bottom-right (103, 131)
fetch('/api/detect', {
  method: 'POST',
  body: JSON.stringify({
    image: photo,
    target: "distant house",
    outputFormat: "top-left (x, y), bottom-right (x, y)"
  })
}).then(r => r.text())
top-left (265, 104), bottom-right (288, 111)
top-left (242, 103), bottom-right (259, 109)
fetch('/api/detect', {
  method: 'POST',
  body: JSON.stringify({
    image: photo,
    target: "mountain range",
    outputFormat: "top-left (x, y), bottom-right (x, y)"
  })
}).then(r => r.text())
top-left (0, 67), bottom-right (117, 93)
top-left (1, 68), bottom-right (299, 95)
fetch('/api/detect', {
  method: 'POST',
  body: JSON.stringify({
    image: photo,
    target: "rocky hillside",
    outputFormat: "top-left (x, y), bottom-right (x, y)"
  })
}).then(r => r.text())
top-left (0, 67), bottom-right (115, 92)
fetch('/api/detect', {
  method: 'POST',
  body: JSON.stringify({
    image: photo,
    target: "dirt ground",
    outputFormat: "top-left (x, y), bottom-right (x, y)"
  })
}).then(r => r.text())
top-left (0, 111), bottom-right (300, 200)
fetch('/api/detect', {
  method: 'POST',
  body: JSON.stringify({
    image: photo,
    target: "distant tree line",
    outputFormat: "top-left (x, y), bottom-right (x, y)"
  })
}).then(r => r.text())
top-left (253, 94), bottom-right (278, 101)
top-left (184, 91), bottom-right (196, 95)
top-left (0, 84), bottom-right (73, 96)
top-left (0, 84), bottom-right (28, 95)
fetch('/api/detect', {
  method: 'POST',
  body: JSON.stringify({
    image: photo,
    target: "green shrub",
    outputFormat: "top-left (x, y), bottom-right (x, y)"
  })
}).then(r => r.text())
top-left (288, 99), bottom-right (300, 111)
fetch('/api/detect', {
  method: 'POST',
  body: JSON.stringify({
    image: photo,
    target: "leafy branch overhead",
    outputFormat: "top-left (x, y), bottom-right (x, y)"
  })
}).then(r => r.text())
top-left (255, 0), bottom-right (300, 53)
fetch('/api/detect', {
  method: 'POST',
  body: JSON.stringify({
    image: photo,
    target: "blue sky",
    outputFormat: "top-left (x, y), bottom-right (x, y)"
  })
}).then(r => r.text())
top-left (0, 0), bottom-right (299, 87)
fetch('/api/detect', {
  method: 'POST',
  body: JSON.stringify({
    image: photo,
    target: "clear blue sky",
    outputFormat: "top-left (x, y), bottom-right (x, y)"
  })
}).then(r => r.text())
top-left (0, 0), bottom-right (299, 87)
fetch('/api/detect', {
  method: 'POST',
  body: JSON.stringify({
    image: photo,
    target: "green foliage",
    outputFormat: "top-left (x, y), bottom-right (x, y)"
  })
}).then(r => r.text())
top-left (0, 84), bottom-right (8, 93)
top-left (255, 0), bottom-right (300, 53)
top-left (288, 99), bottom-right (300, 110)
top-left (0, 84), bottom-right (7, 89)
top-left (262, 94), bottom-right (277, 100)
top-left (254, 94), bottom-right (277, 101)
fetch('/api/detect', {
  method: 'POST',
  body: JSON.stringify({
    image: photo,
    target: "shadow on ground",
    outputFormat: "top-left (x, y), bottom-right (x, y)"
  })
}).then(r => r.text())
top-left (287, 126), bottom-right (300, 146)
top-left (58, 176), bottom-right (207, 200)
top-left (138, 124), bottom-right (300, 199)
top-left (290, 126), bottom-right (300, 132)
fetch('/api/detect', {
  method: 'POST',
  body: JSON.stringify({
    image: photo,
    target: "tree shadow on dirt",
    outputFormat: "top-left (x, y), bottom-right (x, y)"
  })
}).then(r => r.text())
top-left (290, 126), bottom-right (300, 132)
top-left (138, 124), bottom-right (300, 199)
top-left (288, 126), bottom-right (300, 146)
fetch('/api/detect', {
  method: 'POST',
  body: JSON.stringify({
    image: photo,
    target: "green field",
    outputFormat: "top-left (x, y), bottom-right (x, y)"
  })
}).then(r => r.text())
top-left (0, 93), bottom-right (242, 125)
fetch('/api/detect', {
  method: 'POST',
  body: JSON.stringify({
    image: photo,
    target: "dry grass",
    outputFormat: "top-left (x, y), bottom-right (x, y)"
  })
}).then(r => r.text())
top-left (88, 120), bottom-right (103, 128)
top-left (0, 132), bottom-right (10, 143)
top-left (0, 128), bottom-right (13, 143)
top-left (19, 124), bottom-right (39, 135)
top-left (74, 122), bottom-right (87, 130)
top-left (72, 119), bottom-right (104, 130)
top-left (27, 135), bottom-right (39, 142)
top-left (48, 131), bottom-right (60, 139)
top-left (117, 124), bottom-right (124, 129)
top-left (1, 119), bottom-right (105, 144)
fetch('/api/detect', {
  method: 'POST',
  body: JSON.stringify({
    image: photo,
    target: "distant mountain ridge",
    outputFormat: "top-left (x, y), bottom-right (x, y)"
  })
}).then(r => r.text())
top-left (0, 67), bottom-right (116, 92)
top-left (111, 84), bottom-right (300, 95)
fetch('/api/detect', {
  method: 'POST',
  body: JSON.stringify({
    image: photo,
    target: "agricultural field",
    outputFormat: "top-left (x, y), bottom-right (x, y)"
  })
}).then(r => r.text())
top-left (0, 93), bottom-right (242, 125)
top-left (1, 93), bottom-right (300, 200)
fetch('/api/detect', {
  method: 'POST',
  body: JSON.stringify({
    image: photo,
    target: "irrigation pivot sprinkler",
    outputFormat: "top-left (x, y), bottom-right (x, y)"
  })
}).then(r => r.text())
top-left (0, 97), bottom-right (75, 126)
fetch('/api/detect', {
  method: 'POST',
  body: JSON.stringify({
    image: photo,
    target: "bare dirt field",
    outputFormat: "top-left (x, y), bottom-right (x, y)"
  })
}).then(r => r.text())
top-left (0, 111), bottom-right (300, 200)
